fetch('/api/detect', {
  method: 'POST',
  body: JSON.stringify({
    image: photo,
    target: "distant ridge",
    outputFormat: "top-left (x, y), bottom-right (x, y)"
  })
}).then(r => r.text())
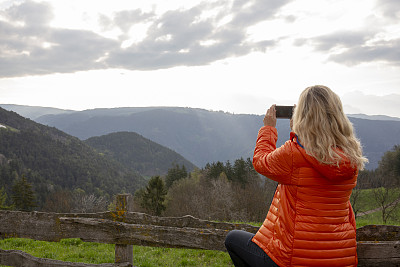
top-left (2, 103), bottom-right (399, 122)
top-left (347, 113), bottom-right (400, 121)
top-left (3, 105), bottom-right (400, 170)
top-left (0, 104), bottom-right (74, 120)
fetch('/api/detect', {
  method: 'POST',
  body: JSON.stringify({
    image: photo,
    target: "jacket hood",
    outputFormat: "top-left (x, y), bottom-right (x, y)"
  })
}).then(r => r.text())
top-left (290, 132), bottom-right (358, 180)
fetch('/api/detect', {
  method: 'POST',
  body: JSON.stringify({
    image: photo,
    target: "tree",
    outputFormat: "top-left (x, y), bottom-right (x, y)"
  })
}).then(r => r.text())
top-left (209, 173), bottom-right (234, 220)
top-left (43, 190), bottom-right (73, 213)
top-left (372, 185), bottom-right (400, 224)
top-left (377, 145), bottom-right (400, 186)
top-left (165, 164), bottom-right (187, 188)
top-left (164, 166), bottom-right (277, 222)
top-left (72, 192), bottom-right (108, 213)
top-left (225, 160), bottom-right (234, 179)
top-left (206, 161), bottom-right (225, 179)
top-left (0, 186), bottom-right (13, 210)
top-left (140, 176), bottom-right (167, 216)
top-left (371, 146), bottom-right (400, 224)
top-left (350, 183), bottom-right (363, 218)
top-left (350, 170), bottom-right (371, 218)
top-left (11, 175), bottom-right (37, 211)
top-left (232, 158), bottom-right (247, 185)
top-left (395, 145), bottom-right (400, 179)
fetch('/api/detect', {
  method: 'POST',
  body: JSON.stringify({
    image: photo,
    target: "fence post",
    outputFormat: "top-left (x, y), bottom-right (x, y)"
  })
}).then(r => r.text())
top-left (114, 194), bottom-right (133, 266)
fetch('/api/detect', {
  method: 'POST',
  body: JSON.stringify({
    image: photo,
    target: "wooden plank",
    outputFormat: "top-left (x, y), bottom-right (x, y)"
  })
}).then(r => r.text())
top-left (0, 210), bottom-right (256, 248)
top-left (122, 212), bottom-right (259, 233)
top-left (357, 241), bottom-right (400, 259)
top-left (59, 217), bottom-right (229, 251)
top-left (357, 225), bottom-right (400, 241)
top-left (0, 249), bottom-right (131, 267)
top-left (0, 210), bottom-right (230, 250)
top-left (357, 241), bottom-right (400, 267)
top-left (0, 211), bottom-right (64, 242)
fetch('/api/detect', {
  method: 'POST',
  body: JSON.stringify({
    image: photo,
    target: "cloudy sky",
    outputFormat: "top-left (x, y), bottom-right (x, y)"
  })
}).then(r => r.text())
top-left (0, 0), bottom-right (399, 117)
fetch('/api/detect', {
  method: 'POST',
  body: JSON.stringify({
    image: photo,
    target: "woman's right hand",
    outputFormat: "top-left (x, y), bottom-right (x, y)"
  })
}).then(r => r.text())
top-left (263, 105), bottom-right (276, 127)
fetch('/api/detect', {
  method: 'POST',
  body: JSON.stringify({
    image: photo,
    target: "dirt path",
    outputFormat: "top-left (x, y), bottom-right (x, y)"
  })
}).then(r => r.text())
top-left (357, 197), bottom-right (400, 217)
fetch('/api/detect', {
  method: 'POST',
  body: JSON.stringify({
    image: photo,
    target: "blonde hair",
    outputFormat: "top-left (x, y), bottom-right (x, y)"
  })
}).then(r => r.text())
top-left (292, 85), bottom-right (368, 170)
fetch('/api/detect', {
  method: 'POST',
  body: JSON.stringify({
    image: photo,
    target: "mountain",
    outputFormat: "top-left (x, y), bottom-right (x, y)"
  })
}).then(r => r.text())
top-left (347, 113), bottom-right (400, 121)
top-left (85, 131), bottom-right (197, 177)
top-left (36, 107), bottom-right (279, 167)
top-left (0, 107), bottom-right (146, 207)
top-left (346, 118), bottom-right (400, 170)
top-left (4, 105), bottom-right (400, 170)
top-left (0, 104), bottom-right (73, 120)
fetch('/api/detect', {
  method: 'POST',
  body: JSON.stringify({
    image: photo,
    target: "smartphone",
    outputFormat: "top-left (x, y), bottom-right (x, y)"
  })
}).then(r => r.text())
top-left (275, 106), bottom-right (294, 119)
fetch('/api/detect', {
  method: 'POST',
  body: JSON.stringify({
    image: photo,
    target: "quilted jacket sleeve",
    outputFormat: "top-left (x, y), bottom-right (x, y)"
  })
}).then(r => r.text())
top-left (253, 126), bottom-right (294, 184)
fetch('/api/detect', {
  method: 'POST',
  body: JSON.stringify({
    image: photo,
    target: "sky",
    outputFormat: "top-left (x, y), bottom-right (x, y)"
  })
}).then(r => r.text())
top-left (0, 0), bottom-right (399, 117)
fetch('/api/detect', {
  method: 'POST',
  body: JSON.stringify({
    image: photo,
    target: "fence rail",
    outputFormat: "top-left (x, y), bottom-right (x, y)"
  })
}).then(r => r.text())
top-left (0, 194), bottom-right (399, 267)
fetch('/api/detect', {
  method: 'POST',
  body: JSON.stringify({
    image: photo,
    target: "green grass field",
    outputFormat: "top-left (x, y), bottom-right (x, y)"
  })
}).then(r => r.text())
top-left (353, 188), bottom-right (400, 227)
top-left (0, 238), bottom-right (233, 267)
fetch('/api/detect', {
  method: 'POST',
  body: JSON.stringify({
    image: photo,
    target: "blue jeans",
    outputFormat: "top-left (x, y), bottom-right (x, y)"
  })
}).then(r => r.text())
top-left (225, 230), bottom-right (279, 267)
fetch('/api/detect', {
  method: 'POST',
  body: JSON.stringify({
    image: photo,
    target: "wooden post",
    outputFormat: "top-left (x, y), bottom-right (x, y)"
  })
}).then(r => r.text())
top-left (114, 194), bottom-right (133, 266)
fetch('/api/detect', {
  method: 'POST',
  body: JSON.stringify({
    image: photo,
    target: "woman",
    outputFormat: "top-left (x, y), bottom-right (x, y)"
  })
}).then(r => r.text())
top-left (225, 85), bottom-right (368, 267)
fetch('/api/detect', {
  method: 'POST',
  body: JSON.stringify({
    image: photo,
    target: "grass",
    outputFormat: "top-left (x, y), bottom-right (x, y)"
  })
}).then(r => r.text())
top-left (0, 238), bottom-right (114, 265)
top-left (356, 206), bottom-right (400, 227)
top-left (133, 246), bottom-right (232, 266)
top-left (353, 187), bottom-right (400, 227)
top-left (0, 238), bottom-right (233, 267)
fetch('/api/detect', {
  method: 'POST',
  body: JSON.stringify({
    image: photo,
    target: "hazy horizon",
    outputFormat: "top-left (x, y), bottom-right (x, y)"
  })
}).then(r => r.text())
top-left (1, 103), bottom-right (400, 121)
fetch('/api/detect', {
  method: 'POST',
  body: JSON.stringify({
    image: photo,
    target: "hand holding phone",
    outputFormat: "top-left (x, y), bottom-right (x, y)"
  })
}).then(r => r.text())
top-left (263, 105), bottom-right (277, 127)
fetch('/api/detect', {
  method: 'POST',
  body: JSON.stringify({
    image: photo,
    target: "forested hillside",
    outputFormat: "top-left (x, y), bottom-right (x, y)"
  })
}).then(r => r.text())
top-left (0, 108), bottom-right (146, 209)
top-left (33, 107), bottom-right (400, 169)
top-left (85, 131), bottom-right (197, 177)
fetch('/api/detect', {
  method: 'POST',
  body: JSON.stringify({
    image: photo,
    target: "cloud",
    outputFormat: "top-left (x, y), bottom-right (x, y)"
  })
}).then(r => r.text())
top-left (307, 30), bottom-right (374, 52)
top-left (230, 0), bottom-right (292, 27)
top-left (0, 1), bottom-right (118, 77)
top-left (0, 0), bottom-right (289, 77)
top-left (0, 25), bottom-right (118, 77)
top-left (295, 29), bottom-right (400, 66)
top-left (98, 9), bottom-right (155, 33)
top-left (328, 38), bottom-right (400, 66)
top-left (376, 0), bottom-right (400, 20)
top-left (292, 0), bottom-right (400, 67)
top-left (5, 0), bottom-right (53, 27)
top-left (107, 0), bottom-right (287, 70)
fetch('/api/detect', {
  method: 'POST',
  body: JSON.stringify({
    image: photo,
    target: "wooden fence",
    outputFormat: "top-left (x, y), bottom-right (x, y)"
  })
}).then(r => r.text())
top-left (0, 194), bottom-right (399, 267)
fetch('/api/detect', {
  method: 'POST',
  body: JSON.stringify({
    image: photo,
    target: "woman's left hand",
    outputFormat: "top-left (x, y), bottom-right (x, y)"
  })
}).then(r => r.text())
top-left (263, 105), bottom-right (276, 127)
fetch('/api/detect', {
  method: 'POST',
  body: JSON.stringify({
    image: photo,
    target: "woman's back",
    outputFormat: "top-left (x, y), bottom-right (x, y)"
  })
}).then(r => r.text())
top-left (252, 128), bottom-right (358, 267)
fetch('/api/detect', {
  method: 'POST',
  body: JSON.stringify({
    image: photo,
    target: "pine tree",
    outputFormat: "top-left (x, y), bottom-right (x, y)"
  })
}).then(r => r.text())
top-left (233, 158), bottom-right (247, 185)
top-left (208, 161), bottom-right (225, 179)
top-left (141, 176), bottom-right (167, 216)
top-left (11, 175), bottom-right (37, 211)
top-left (0, 186), bottom-right (13, 210)
top-left (165, 164), bottom-right (188, 188)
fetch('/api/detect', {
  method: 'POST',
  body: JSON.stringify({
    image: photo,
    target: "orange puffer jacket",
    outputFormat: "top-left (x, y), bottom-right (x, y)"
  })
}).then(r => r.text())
top-left (252, 126), bottom-right (358, 267)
